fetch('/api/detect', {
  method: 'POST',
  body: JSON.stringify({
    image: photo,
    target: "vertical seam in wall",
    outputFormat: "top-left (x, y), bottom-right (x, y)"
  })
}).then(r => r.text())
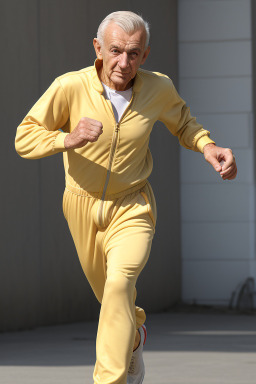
top-left (176, 0), bottom-right (180, 91)
top-left (169, 0), bottom-right (182, 299)
top-left (37, 0), bottom-right (42, 326)
top-left (250, 0), bottom-right (256, 267)
top-left (252, 0), bottom-right (256, 182)
top-left (177, 0), bottom-right (184, 301)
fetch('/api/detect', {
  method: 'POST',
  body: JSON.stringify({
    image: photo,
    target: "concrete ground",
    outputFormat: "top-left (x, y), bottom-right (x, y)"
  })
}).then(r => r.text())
top-left (0, 311), bottom-right (256, 384)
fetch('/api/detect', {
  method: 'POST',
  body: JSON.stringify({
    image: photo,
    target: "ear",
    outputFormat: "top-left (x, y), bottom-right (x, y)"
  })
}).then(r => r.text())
top-left (141, 46), bottom-right (150, 65)
top-left (93, 38), bottom-right (103, 60)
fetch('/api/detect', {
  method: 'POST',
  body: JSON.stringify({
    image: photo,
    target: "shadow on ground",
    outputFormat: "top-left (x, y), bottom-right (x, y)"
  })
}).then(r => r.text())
top-left (0, 310), bottom-right (256, 366)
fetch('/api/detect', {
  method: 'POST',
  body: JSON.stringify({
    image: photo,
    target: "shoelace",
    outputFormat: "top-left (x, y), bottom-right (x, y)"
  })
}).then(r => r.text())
top-left (128, 355), bottom-right (135, 374)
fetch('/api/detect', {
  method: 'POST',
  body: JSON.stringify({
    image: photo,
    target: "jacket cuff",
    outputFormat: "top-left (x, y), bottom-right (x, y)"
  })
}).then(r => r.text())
top-left (196, 135), bottom-right (215, 153)
top-left (53, 132), bottom-right (69, 150)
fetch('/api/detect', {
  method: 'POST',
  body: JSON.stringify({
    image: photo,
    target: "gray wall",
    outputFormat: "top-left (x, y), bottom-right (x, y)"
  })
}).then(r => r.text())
top-left (0, 0), bottom-right (179, 331)
top-left (178, 0), bottom-right (255, 306)
top-left (253, 0), bottom-right (256, 175)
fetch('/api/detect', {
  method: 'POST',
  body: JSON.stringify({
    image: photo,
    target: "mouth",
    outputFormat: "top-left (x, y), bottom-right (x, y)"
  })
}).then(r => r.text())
top-left (115, 72), bottom-right (130, 77)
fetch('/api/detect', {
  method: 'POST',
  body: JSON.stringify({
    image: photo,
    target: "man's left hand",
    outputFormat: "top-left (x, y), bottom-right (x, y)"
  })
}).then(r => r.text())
top-left (203, 143), bottom-right (237, 180)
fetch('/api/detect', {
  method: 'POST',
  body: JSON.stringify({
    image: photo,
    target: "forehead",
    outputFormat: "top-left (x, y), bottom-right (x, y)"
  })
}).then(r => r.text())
top-left (103, 22), bottom-right (146, 49)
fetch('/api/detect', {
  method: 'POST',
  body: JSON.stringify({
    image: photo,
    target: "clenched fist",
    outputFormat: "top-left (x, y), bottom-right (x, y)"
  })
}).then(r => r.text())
top-left (64, 117), bottom-right (103, 149)
top-left (203, 143), bottom-right (237, 180)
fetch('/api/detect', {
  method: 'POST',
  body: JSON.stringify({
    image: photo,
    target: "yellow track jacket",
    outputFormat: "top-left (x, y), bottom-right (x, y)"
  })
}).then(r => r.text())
top-left (15, 60), bottom-right (215, 199)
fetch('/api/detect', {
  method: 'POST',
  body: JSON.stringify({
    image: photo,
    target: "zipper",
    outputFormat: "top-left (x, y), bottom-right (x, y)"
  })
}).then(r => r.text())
top-left (97, 93), bottom-right (135, 227)
top-left (101, 123), bottom-right (120, 201)
top-left (97, 123), bottom-right (119, 227)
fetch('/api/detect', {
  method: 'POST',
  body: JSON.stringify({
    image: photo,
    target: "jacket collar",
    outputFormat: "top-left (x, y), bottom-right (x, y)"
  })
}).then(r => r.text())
top-left (92, 59), bottom-right (143, 94)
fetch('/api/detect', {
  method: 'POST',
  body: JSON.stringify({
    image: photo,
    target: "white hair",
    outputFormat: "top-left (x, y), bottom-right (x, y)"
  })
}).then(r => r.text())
top-left (97, 11), bottom-right (150, 49)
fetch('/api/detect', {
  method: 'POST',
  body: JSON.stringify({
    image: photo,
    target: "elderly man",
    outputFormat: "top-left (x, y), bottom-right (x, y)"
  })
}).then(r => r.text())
top-left (15, 10), bottom-right (237, 384)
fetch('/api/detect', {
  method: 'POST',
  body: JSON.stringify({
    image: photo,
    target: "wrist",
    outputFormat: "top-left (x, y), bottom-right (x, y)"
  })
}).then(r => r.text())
top-left (53, 132), bottom-right (70, 150)
top-left (203, 143), bottom-right (216, 153)
top-left (64, 134), bottom-right (70, 149)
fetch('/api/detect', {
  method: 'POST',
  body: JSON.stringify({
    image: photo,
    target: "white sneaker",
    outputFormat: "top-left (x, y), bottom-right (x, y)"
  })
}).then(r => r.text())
top-left (127, 325), bottom-right (147, 384)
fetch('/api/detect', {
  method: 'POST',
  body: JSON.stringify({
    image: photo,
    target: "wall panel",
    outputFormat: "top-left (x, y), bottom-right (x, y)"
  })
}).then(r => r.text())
top-left (179, 0), bottom-right (251, 42)
top-left (0, 0), bottom-right (40, 330)
top-left (179, 0), bottom-right (254, 306)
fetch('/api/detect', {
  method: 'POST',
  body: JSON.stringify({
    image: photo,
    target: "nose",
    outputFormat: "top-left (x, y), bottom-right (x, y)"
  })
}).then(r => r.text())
top-left (118, 52), bottom-right (129, 69)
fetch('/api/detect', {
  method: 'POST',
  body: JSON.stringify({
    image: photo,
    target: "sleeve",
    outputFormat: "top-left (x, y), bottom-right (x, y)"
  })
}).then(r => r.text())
top-left (15, 78), bottom-right (70, 159)
top-left (158, 78), bottom-right (215, 153)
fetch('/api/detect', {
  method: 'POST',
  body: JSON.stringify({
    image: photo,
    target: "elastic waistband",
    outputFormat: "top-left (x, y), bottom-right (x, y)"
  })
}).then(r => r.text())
top-left (65, 180), bottom-right (148, 200)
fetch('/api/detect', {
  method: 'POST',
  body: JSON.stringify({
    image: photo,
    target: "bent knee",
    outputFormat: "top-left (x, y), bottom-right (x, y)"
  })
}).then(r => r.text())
top-left (104, 271), bottom-right (135, 296)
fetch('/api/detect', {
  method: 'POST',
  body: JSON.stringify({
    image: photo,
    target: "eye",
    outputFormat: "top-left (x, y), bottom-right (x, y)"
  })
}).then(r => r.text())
top-left (130, 52), bottom-right (139, 58)
top-left (111, 49), bottom-right (120, 55)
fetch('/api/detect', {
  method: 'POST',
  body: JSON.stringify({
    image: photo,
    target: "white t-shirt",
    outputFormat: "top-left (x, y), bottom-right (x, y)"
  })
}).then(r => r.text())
top-left (102, 82), bottom-right (133, 123)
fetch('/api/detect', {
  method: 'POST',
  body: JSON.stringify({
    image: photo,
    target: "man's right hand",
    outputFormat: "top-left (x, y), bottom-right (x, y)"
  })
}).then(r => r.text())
top-left (64, 117), bottom-right (103, 149)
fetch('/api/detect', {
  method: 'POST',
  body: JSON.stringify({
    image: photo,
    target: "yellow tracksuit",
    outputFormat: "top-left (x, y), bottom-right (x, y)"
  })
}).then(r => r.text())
top-left (15, 59), bottom-right (214, 384)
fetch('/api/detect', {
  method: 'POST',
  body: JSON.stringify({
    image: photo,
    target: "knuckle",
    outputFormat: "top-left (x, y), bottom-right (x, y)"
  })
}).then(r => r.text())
top-left (80, 118), bottom-right (88, 127)
top-left (77, 123), bottom-right (85, 131)
top-left (95, 120), bottom-right (103, 128)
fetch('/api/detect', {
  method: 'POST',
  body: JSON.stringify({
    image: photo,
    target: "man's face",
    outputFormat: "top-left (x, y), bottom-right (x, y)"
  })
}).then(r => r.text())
top-left (93, 23), bottom-right (150, 91)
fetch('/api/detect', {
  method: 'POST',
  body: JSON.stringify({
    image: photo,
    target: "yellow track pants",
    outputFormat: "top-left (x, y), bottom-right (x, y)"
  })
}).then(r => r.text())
top-left (63, 182), bottom-right (156, 384)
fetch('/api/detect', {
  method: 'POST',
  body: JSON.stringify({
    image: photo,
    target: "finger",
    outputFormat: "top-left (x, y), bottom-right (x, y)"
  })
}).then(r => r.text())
top-left (229, 170), bottom-right (238, 180)
top-left (85, 126), bottom-right (102, 136)
top-left (88, 118), bottom-right (103, 129)
top-left (222, 172), bottom-right (236, 181)
top-left (220, 160), bottom-right (237, 175)
top-left (226, 172), bottom-right (237, 180)
top-left (79, 117), bottom-right (103, 131)
top-left (221, 164), bottom-right (236, 177)
top-left (80, 126), bottom-right (103, 140)
top-left (92, 126), bottom-right (103, 135)
top-left (85, 124), bottom-right (103, 135)
top-left (86, 133), bottom-right (101, 142)
top-left (221, 151), bottom-right (234, 171)
top-left (220, 165), bottom-right (233, 176)
top-left (86, 134), bottom-right (98, 142)
top-left (221, 166), bottom-right (237, 180)
top-left (206, 155), bottom-right (222, 172)
top-left (226, 167), bottom-right (237, 180)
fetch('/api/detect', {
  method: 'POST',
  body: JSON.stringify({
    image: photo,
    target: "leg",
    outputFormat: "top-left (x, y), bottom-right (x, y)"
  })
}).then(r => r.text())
top-left (93, 192), bottom-right (155, 384)
top-left (63, 189), bottom-right (107, 301)
top-left (63, 187), bottom-right (155, 384)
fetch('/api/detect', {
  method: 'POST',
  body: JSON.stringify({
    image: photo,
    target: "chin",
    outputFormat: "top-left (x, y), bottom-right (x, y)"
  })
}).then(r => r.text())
top-left (112, 77), bottom-right (127, 87)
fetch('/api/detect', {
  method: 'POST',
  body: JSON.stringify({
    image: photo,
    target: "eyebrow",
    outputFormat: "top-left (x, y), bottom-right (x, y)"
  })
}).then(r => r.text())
top-left (110, 45), bottom-right (141, 53)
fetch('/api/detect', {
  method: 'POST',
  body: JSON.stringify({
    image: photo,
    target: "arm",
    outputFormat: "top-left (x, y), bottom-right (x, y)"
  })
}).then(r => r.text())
top-left (15, 79), bottom-right (70, 159)
top-left (159, 79), bottom-right (215, 153)
top-left (15, 78), bottom-right (103, 158)
top-left (159, 79), bottom-right (237, 180)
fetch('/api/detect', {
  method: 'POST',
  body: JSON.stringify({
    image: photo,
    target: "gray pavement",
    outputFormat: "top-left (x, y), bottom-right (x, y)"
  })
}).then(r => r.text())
top-left (0, 311), bottom-right (256, 383)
